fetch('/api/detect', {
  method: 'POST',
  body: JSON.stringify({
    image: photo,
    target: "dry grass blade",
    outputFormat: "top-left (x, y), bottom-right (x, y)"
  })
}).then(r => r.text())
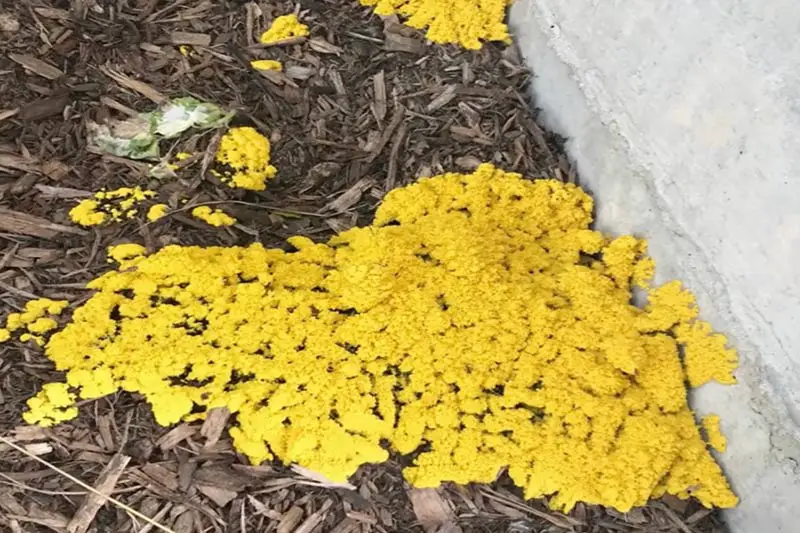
top-left (0, 436), bottom-right (176, 533)
top-left (67, 454), bottom-right (131, 533)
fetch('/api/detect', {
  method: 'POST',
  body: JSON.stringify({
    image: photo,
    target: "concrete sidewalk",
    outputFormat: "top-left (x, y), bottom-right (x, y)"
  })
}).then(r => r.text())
top-left (508, 1), bottom-right (800, 531)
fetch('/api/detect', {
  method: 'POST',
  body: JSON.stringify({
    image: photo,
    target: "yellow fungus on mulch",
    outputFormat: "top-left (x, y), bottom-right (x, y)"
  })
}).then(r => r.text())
top-left (147, 204), bottom-right (169, 221)
top-left (251, 59), bottom-right (283, 71)
top-left (4, 298), bottom-right (68, 346)
top-left (259, 14), bottom-right (309, 44)
top-left (69, 187), bottom-right (156, 226)
top-left (360, 0), bottom-right (512, 49)
top-left (213, 127), bottom-right (277, 191)
top-left (191, 206), bottom-right (237, 227)
top-left (8, 164), bottom-right (738, 512)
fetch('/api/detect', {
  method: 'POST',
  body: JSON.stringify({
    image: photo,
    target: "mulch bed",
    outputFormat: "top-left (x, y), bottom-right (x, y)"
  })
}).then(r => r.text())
top-left (0, 1), bottom-right (728, 532)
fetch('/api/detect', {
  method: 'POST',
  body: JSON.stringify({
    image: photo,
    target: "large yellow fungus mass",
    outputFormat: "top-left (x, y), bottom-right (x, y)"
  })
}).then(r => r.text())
top-left (7, 165), bottom-right (738, 512)
top-left (360, 0), bottom-right (512, 49)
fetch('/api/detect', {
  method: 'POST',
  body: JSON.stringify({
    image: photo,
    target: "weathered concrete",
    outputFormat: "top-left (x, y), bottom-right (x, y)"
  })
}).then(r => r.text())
top-left (508, 1), bottom-right (800, 531)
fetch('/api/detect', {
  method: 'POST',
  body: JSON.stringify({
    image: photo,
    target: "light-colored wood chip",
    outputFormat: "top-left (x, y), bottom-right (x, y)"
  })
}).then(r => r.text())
top-left (33, 7), bottom-right (71, 20)
top-left (35, 184), bottom-right (91, 199)
top-left (372, 70), bottom-right (387, 122)
top-left (0, 108), bottom-right (19, 122)
top-left (408, 488), bottom-right (455, 533)
top-left (41, 160), bottom-right (72, 181)
top-left (170, 32), bottom-right (211, 46)
top-left (322, 178), bottom-right (375, 214)
top-left (0, 208), bottom-right (86, 239)
top-left (67, 453), bottom-right (131, 533)
top-left (308, 38), bottom-right (343, 55)
top-left (384, 33), bottom-right (425, 54)
top-left (0, 153), bottom-right (40, 173)
top-left (8, 53), bottom-right (64, 80)
top-left (294, 500), bottom-right (333, 533)
top-left (196, 485), bottom-right (238, 507)
top-left (276, 505), bottom-right (304, 533)
top-left (155, 423), bottom-right (197, 451)
top-left (427, 85), bottom-right (457, 112)
top-left (101, 67), bottom-right (167, 104)
top-left (200, 407), bottom-right (230, 448)
top-left (142, 464), bottom-right (179, 491)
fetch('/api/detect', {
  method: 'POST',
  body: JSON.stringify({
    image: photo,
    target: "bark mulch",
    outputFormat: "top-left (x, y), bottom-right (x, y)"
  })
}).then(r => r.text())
top-left (0, 1), bottom-right (728, 532)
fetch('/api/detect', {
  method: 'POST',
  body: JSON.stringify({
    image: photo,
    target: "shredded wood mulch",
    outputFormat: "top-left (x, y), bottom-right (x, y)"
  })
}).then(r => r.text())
top-left (0, 1), bottom-right (729, 532)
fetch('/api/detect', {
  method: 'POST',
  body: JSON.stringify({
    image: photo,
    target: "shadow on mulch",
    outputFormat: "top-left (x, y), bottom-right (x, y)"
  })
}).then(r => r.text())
top-left (0, 1), bottom-right (728, 532)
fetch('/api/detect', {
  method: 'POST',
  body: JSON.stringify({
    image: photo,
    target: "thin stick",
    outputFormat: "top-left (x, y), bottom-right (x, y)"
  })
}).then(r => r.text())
top-left (0, 436), bottom-right (176, 533)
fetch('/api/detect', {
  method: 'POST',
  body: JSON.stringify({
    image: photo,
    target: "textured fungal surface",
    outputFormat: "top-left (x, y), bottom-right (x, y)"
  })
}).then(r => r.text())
top-left (9, 165), bottom-right (738, 512)
top-left (213, 126), bottom-right (277, 191)
top-left (360, 0), bottom-right (512, 49)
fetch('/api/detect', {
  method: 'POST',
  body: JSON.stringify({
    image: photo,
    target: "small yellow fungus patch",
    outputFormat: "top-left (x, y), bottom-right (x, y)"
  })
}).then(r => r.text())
top-left (175, 152), bottom-right (192, 161)
top-left (22, 383), bottom-right (78, 427)
top-left (147, 204), bottom-right (169, 222)
top-left (702, 415), bottom-right (727, 452)
top-left (179, 45), bottom-right (191, 57)
top-left (360, 0), bottom-right (511, 49)
top-left (191, 206), bottom-right (237, 227)
top-left (259, 14), bottom-right (309, 44)
top-left (214, 127), bottom-right (277, 191)
top-left (69, 187), bottom-right (156, 227)
top-left (14, 165), bottom-right (738, 512)
top-left (251, 59), bottom-right (283, 71)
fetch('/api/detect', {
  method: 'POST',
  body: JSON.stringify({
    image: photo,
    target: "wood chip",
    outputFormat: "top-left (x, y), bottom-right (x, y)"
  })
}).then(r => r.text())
top-left (141, 463), bottom-right (179, 491)
top-left (384, 33), bottom-right (425, 54)
top-left (41, 160), bottom-right (72, 181)
top-left (308, 38), bottom-right (343, 55)
top-left (0, 153), bottom-right (40, 173)
top-left (35, 184), bottom-right (90, 198)
top-left (294, 500), bottom-right (333, 533)
top-left (330, 518), bottom-right (360, 533)
top-left (276, 505), bottom-right (304, 533)
top-left (33, 7), bottom-right (71, 20)
top-left (8, 53), bottom-right (64, 80)
top-left (155, 423), bottom-right (197, 451)
top-left (197, 485), bottom-right (238, 507)
top-left (101, 67), bottom-right (167, 104)
top-left (19, 93), bottom-right (70, 121)
top-left (372, 70), bottom-right (387, 122)
top-left (323, 178), bottom-right (375, 213)
top-left (0, 208), bottom-right (86, 239)
top-left (67, 453), bottom-right (131, 533)
top-left (200, 407), bottom-right (230, 448)
top-left (0, 108), bottom-right (19, 122)
top-left (170, 32), bottom-right (211, 46)
top-left (408, 488), bottom-right (455, 533)
top-left (427, 85), bottom-right (458, 112)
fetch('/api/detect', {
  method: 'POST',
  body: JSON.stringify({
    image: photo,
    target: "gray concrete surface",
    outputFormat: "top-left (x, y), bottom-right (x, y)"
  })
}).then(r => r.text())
top-left (508, 1), bottom-right (800, 530)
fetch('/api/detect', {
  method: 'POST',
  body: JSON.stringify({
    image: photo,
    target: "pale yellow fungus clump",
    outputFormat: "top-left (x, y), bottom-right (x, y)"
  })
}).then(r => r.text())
top-left (259, 14), bottom-right (309, 44)
top-left (191, 206), bottom-right (237, 227)
top-left (147, 204), bottom-right (169, 221)
top-left (13, 165), bottom-right (738, 512)
top-left (175, 152), bottom-right (192, 161)
top-left (3, 298), bottom-right (68, 346)
top-left (702, 415), bottom-right (727, 452)
top-left (360, 0), bottom-right (511, 49)
top-left (214, 127), bottom-right (277, 191)
top-left (251, 59), bottom-right (283, 71)
top-left (69, 187), bottom-right (156, 227)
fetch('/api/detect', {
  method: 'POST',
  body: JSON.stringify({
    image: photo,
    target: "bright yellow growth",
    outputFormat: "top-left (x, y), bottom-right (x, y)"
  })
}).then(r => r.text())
top-left (147, 204), bottom-right (169, 222)
top-left (214, 127), bottom-right (277, 191)
top-left (259, 14), bottom-right (309, 44)
top-left (702, 415), bottom-right (727, 453)
top-left (3, 298), bottom-right (68, 347)
top-left (13, 165), bottom-right (738, 512)
top-left (360, 0), bottom-right (511, 49)
top-left (251, 59), bottom-right (283, 71)
top-left (23, 383), bottom-right (78, 426)
top-left (69, 187), bottom-right (156, 227)
top-left (192, 206), bottom-right (237, 227)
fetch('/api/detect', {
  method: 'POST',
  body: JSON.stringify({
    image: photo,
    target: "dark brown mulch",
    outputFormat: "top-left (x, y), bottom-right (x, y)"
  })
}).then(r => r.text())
top-left (0, 1), bottom-right (728, 532)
